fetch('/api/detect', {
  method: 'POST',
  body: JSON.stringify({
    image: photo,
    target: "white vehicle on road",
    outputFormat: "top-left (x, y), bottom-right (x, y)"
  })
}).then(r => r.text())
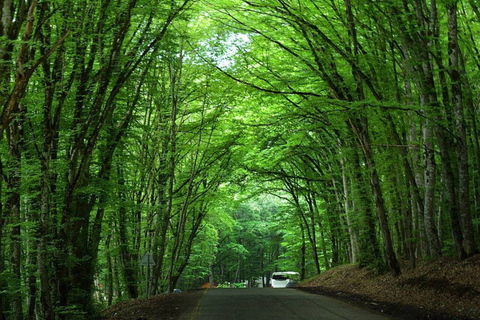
top-left (271, 271), bottom-right (300, 288)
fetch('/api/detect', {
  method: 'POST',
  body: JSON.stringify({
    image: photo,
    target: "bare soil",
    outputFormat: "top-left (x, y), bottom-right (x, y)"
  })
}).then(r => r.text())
top-left (100, 254), bottom-right (480, 320)
top-left (100, 291), bottom-right (203, 320)
top-left (300, 254), bottom-right (480, 319)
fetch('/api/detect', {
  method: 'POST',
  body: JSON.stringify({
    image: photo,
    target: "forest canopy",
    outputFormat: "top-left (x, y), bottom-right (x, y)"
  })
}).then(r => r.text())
top-left (1, 0), bottom-right (479, 319)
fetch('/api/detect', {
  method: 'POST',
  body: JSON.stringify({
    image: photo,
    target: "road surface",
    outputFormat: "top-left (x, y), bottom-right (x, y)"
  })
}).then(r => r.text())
top-left (183, 288), bottom-right (396, 320)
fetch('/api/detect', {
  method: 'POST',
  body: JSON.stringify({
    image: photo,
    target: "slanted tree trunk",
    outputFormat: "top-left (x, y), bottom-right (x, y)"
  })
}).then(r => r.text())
top-left (340, 158), bottom-right (359, 264)
top-left (349, 116), bottom-right (401, 275)
top-left (346, 0), bottom-right (399, 274)
top-left (392, 0), bottom-right (443, 258)
top-left (293, 188), bottom-right (321, 274)
top-left (349, 147), bottom-right (382, 267)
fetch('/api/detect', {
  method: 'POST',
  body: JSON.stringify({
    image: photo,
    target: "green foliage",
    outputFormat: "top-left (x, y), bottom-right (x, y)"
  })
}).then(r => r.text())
top-left (1, 0), bottom-right (480, 318)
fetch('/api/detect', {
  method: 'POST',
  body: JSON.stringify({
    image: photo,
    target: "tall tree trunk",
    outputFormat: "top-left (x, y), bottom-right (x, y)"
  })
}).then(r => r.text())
top-left (0, 10), bottom-right (29, 315)
top-left (0, 158), bottom-right (7, 320)
top-left (404, 179), bottom-right (417, 268)
top-left (340, 157), bottom-right (359, 263)
top-left (25, 197), bottom-right (38, 320)
top-left (396, 0), bottom-right (443, 258)
top-left (105, 232), bottom-right (114, 306)
top-left (168, 206), bottom-right (206, 291)
top-left (151, 63), bottom-right (178, 293)
top-left (6, 120), bottom-right (23, 320)
top-left (38, 150), bottom-right (55, 320)
top-left (426, 0), bottom-right (466, 259)
top-left (350, 117), bottom-right (401, 275)
top-left (299, 223), bottom-right (306, 280)
top-left (304, 192), bottom-right (322, 273)
top-left (447, 2), bottom-right (478, 256)
top-left (284, 178), bottom-right (321, 275)
top-left (346, 0), bottom-right (398, 273)
top-left (423, 119), bottom-right (442, 258)
top-left (463, 57), bottom-right (480, 241)
top-left (350, 147), bottom-right (382, 267)
top-left (118, 166), bottom-right (139, 299)
top-left (296, 195), bottom-right (321, 274)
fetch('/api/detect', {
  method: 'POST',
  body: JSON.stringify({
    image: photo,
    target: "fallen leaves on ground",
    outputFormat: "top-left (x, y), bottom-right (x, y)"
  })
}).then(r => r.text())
top-left (100, 291), bottom-right (203, 320)
top-left (299, 254), bottom-right (480, 319)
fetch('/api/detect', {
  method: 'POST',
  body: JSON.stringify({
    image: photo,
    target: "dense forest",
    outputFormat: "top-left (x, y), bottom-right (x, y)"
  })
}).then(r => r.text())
top-left (1, 0), bottom-right (479, 319)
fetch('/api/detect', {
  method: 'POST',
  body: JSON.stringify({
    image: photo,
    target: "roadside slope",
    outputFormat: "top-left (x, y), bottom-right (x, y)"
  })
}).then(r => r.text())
top-left (299, 254), bottom-right (480, 319)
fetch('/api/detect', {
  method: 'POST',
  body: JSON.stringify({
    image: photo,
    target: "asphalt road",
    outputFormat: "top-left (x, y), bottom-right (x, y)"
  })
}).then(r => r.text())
top-left (184, 288), bottom-right (396, 320)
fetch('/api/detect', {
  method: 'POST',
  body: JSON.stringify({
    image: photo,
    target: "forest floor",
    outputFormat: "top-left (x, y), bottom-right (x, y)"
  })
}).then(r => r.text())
top-left (299, 254), bottom-right (480, 319)
top-left (100, 254), bottom-right (480, 320)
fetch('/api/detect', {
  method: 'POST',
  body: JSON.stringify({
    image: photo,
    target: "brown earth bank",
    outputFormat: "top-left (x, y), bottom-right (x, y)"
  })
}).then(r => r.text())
top-left (100, 290), bottom-right (204, 320)
top-left (299, 254), bottom-right (480, 320)
top-left (100, 254), bottom-right (480, 320)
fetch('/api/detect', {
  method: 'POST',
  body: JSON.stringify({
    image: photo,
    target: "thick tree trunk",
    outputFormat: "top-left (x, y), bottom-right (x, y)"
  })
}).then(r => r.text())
top-left (349, 148), bottom-right (382, 266)
top-left (447, 2), bottom-right (478, 257)
top-left (350, 117), bottom-right (400, 275)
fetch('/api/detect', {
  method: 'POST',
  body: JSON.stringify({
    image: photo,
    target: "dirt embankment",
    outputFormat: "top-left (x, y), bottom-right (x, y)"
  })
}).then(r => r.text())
top-left (299, 254), bottom-right (480, 319)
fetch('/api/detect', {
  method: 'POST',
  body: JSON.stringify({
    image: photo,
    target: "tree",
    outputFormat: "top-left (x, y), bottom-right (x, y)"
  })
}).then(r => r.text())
top-left (1, 0), bottom-right (195, 318)
top-left (1, 1), bottom-right (480, 318)
top-left (204, 0), bottom-right (479, 272)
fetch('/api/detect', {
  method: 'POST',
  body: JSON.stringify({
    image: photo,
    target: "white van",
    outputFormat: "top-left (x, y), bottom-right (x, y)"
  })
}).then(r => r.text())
top-left (270, 271), bottom-right (300, 288)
